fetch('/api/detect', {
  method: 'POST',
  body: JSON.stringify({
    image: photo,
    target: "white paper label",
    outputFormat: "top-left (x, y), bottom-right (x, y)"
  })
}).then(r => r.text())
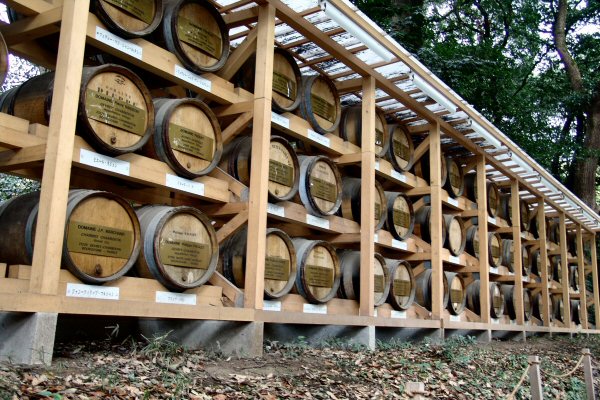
top-left (490, 267), bottom-right (499, 274)
top-left (303, 303), bottom-right (327, 314)
top-left (373, 309), bottom-right (378, 317)
top-left (492, 318), bottom-right (500, 324)
top-left (391, 170), bottom-right (407, 182)
top-left (306, 214), bottom-right (330, 229)
top-left (449, 255), bottom-right (460, 264)
top-left (262, 300), bottom-right (282, 311)
top-left (510, 320), bottom-right (516, 325)
top-left (95, 26), bottom-right (142, 59)
top-left (79, 148), bottom-right (130, 176)
top-left (271, 112), bottom-right (290, 129)
top-left (307, 129), bottom-right (330, 147)
top-left (66, 283), bottom-right (119, 300)
top-left (374, 233), bottom-right (379, 243)
top-left (447, 198), bottom-right (459, 207)
top-left (392, 239), bottom-right (408, 250)
top-left (488, 217), bottom-right (497, 225)
top-left (174, 65), bottom-right (212, 93)
top-left (267, 203), bottom-right (285, 217)
top-left (450, 315), bottom-right (461, 322)
top-left (391, 310), bottom-right (407, 319)
top-left (523, 276), bottom-right (530, 282)
top-left (375, 160), bottom-right (380, 171)
top-left (155, 291), bottom-right (196, 305)
top-left (165, 174), bottom-right (205, 196)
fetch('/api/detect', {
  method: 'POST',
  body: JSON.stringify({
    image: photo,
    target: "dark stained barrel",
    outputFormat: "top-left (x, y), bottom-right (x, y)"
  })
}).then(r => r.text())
top-left (520, 199), bottom-right (531, 232)
top-left (522, 245), bottom-right (531, 276)
top-left (552, 295), bottom-right (565, 323)
top-left (415, 268), bottom-right (449, 311)
top-left (340, 177), bottom-right (386, 230)
top-left (414, 206), bottom-right (447, 245)
top-left (551, 256), bottom-right (562, 283)
top-left (532, 292), bottom-right (553, 323)
top-left (502, 285), bottom-right (532, 321)
top-left (297, 155), bottom-right (342, 216)
top-left (339, 105), bottom-right (389, 156)
top-left (443, 214), bottom-right (466, 256)
top-left (386, 124), bottom-right (414, 172)
top-left (292, 238), bottom-right (341, 304)
top-left (464, 175), bottom-right (500, 217)
top-left (570, 265), bottom-right (579, 292)
top-left (570, 300), bottom-right (581, 325)
top-left (337, 251), bottom-right (390, 307)
top-left (384, 192), bottom-right (414, 240)
top-left (498, 192), bottom-right (512, 224)
top-left (466, 280), bottom-right (504, 319)
top-left (501, 239), bottom-right (515, 273)
top-left (298, 74), bottom-right (341, 135)
top-left (93, 0), bottom-right (163, 38)
top-left (386, 259), bottom-right (415, 311)
top-left (413, 151), bottom-right (447, 186)
top-left (531, 249), bottom-right (552, 281)
top-left (547, 218), bottom-right (560, 244)
top-left (443, 158), bottom-right (464, 198)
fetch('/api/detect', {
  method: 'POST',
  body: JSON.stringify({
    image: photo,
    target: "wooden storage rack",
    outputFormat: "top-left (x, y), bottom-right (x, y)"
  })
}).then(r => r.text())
top-left (0, 0), bottom-right (598, 353)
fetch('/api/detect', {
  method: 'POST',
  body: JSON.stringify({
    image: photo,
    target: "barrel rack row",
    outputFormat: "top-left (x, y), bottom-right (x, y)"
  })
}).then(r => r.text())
top-left (0, 0), bottom-right (598, 362)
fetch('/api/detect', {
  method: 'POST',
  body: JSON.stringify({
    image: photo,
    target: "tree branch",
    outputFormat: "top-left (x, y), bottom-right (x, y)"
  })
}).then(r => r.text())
top-left (553, 0), bottom-right (584, 92)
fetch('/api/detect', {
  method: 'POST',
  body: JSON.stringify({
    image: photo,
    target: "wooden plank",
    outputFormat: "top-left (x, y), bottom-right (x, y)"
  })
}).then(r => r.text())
top-left (559, 212), bottom-right (571, 328)
top-left (222, 6), bottom-right (259, 27)
top-left (0, 144), bottom-right (46, 171)
top-left (221, 111), bottom-right (254, 144)
top-left (429, 123), bottom-right (443, 319)
top-left (209, 271), bottom-right (244, 308)
top-left (0, 125), bottom-right (47, 149)
top-left (538, 203), bottom-right (551, 326)
top-left (243, 4), bottom-right (276, 310)
top-left (29, 0), bottom-right (89, 295)
top-left (266, 201), bottom-right (360, 234)
top-left (0, 5), bottom-right (62, 45)
top-left (477, 156), bottom-right (490, 323)
top-left (207, 167), bottom-right (248, 200)
top-left (576, 226), bottom-right (588, 328)
top-left (5, 0), bottom-right (56, 15)
top-left (217, 27), bottom-right (257, 81)
top-left (359, 76), bottom-right (376, 317)
top-left (216, 209), bottom-right (249, 243)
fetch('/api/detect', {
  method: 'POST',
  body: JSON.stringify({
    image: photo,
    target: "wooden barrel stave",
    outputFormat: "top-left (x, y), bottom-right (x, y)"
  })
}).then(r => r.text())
top-left (386, 259), bottom-right (415, 311)
top-left (443, 158), bottom-right (464, 198)
top-left (446, 271), bottom-right (466, 315)
top-left (466, 280), bottom-right (504, 318)
top-left (339, 105), bottom-right (389, 156)
top-left (386, 124), bottom-right (414, 172)
top-left (502, 285), bottom-right (532, 321)
top-left (501, 239), bottom-right (514, 272)
top-left (340, 177), bottom-right (386, 230)
top-left (413, 151), bottom-right (447, 186)
top-left (552, 295), bottom-right (565, 322)
top-left (337, 251), bottom-right (390, 306)
top-left (464, 175), bottom-right (500, 217)
top-left (498, 193), bottom-right (512, 225)
top-left (443, 214), bottom-right (466, 256)
top-left (414, 206), bottom-right (447, 245)
top-left (415, 268), bottom-right (449, 311)
top-left (297, 155), bottom-right (342, 216)
top-left (93, 0), bottom-right (163, 38)
top-left (298, 74), bottom-right (341, 134)
top-left (292, 238), bottom-right (341, 304)
top-left (384, 191), bottom-right (414, 240)
top-left (570, 300), bottom-right (581, 325)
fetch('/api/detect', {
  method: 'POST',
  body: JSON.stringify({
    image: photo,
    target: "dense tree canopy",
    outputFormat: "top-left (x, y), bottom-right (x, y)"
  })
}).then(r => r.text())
top-left (354, 0), bottom-right (600, 209)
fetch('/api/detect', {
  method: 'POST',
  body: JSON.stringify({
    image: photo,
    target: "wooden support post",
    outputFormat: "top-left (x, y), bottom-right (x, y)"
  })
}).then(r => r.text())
top-left (243, 4), bottom-right (276, 310)
top-left (29, 0), bottom-right (90, 294)
top-left (359, 76), bottom-right (376, 317)
top-left (429, 123), bottom-right (444, 319)
top-left (582, 348), bottom-right (595, 400)
top-left (559, 212), bottom-right (571, 328)
top-left (538, 203), bottom-right (551, 326)
top-left (476, 155), bottom-right (490, 323)
top-left (511, 179), bottom-right (524, 325)
top-left (590, 233), bottom-right (600, 327)
top-left (528, 355), bottom-right (544, 400)
top-left (576, 226), bottom-right (588, 328)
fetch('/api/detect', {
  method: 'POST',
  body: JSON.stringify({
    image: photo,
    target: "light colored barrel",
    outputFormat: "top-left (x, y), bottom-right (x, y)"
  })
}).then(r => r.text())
top-left (339, 105), bottom-right (389, 156)
top-left (160, 0), bottom-right (230, 73)
top-left (386, 124), bottom-right (414, 172)
top-left (292, 238), bottom-right (341, 304)
top-left (136, 205), bottom-right (217, 291)
top-left (446, 272), bottom-right (466, 315)
top-left (502, 285), bottom-right (532, 321)
top-left (443, 214), bottom-right (466, 256)
top-left (297, 155), bottom-right (342, 216)
top-left (414, 206), bottom-right (447, 245)
top-left (298, 74), bottom-right (341, 134)
top-left (337, 251), bottom-right (390, 306)
top-left (466, 280), bottom-right (504, 318)
top-left (413, 151), bottom-right (447, 186)
top-left (340, 177), bottom-right (386, 230)
top-left (384, 192), bottom-right (414, 240)
top-left (415, 268), bottom-right (449, 311)
top-left (93, 0), bottom-right (163, 38)
top-left (220, 227), bottom-right (297, 299)
top-left (222, 135), bottom-right (300, 202)
top-left (143, 97), bottom-right (222, 178)
top-left (488, 232), bottom-right (503, 268)
top-left (386, 259), bottom-right (415, 311)
top-left (443, 158), bottom-right (464, 198)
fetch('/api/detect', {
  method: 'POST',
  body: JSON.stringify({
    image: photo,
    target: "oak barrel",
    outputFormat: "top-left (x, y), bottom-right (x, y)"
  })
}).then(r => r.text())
top-left (501, 239), bottom-right (515, 273)
top-left (414, 206), bottom-right (447, 245)
top-left (386, 259), bottom-right (415, 311)
top-left (547, 218), bottom-right (560, 244)
top-left (465, 225), bottom-right (480, 258)
top-left (528, 211), bottom-right (548, 239)
top-left (415, 268), bottom-right (449, 311)
top-left (142, 97), bottom-right (222, 178)
top-left (292, 238), bottom-right (341, 304)
top-left (567, 232), bottom-right (578, 255)
top-left (339, 105), bottom-right (389, 156)
top-left (571, 300), bottom-right (581, 325)
top-left (6, 64), bottom-right (154, 156)
top-left (522, 245), bottom-right (531, 276)
top-left (520, 199), bottom-right (531, 231)
top-left (340, 177), bottom-right (386, 230)
top-left (531, 249), bottom-right (552, 281)
top-left (446, 272), bottom-right (466, 315)
top-left (551, 256), bottom-right (562, 283)
top-left (386, 124), bottom-right (414, 172)
top-left (136, 205), bottom-right (217, 291)
top-left (384, 191), bottom-right (414, 240)
top-left (532, 292), bottom-right (553, 323)
top-left (93, 0), bottom-right (163, 38)
top-left (466, 280), bottom-right (504, 319)
top-left (297, 155), bottom-right (342, 216)
top-left (552, 295), bottom-right (565, 322)
top-left (488, 232), bottom-right (503, 268)
top-left (236, 47), bottom-right (302, 113)
top-left (464, 175), bottom-right (500, 217)
top-left (498, 193), bottom-right (513, 224)
top-left (337, 251), bottom-right (390, 307)
top-left (0, 190), bottom-right (141, 284)
top-left (298, 74), bottom-right (341, 134)
top-left (413, 151), bottom-right (447, 186)
top-left (502, 285), bottom-right (532, 321)
top-left (443, 214), bottom-right (466, 256)
top-left (222, 135), bottom-right (299, 202)
top-left (443, 158), bottom-right (464, 198)
top-left (220, 227), bottom-right (297, 299)
top-left (160, 0), bottom-right (229, 73)
top-left (570, 265), bottom-right (579, 291)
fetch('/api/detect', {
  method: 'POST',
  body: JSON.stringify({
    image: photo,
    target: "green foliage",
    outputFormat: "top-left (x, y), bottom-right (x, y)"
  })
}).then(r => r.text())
top-left (0, 174), bottom-right (39, 201)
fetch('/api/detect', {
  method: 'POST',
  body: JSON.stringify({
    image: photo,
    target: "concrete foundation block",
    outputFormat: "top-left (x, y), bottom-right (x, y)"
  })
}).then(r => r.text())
top-left (0, 312), bottom-right (57, 365)
top-left (264, 324), bottom-right (375, 350)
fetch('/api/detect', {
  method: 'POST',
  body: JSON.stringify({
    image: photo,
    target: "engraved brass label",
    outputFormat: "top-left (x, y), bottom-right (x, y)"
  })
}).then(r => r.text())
top-left (449, 165), bottom-right (461, 189)
top-left (450, 288), bottom-right (463, 304)
top-left (305, 264), bottom-right (333, 288)
top-left (269, 160), bottom-right (294, 187)
top-left (374, 202), bottom-right (381, 219)
top-left (310, 94), bottom-right (336, 123)
top-left (67, 221), bottom-right (133, 259)
top-left (85, 89), bottom-right (146, 136)
top-left (375, 129), bottom-right (384, 147)
top-left (374, 274), bottom-right (384, 293)
top-left (489, 188), bottom-right (498, 210)
top-left (474, 239), bottom-right (480, 256)
top-left (159, 238), bottom-right (210, 269)
top-left (393, 209), bottom-right (410, 228)
top-left (272, 71), bottom-right (296, 100)
top-left (177, 16), bottom-right (222, 59)
top-left (491, 245), bottom-right (501, 258)
top-left (393, 139), bottom-right (411, 160)
top-left (493, 295), bottom-right (504, 309)
top-left (264, 256), bottom-right (290, 281)
top-left (169, 123), bottom-right (214, 161)
top-left (309, 176), bottom-right (338, 203)
top-left (102, 0), bottom-right (154, 24)
top-left (393, 279), bottom-right (411, 297)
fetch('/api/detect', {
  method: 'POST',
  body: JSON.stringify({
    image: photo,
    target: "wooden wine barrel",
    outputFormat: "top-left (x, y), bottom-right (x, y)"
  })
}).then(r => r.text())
top-left (0, 190), bottom-right (141, 284)
top-left (5, 64), bottom-right (154, 156)
top-left (0, 87), bottom-right (17, 114)
top-left (414, 206), bottom-right (447, 245)
top-left (530, 249), bottom-right (552, 281)
top-left (567, 232), bottom-right (578, 255)
top-left (466, 280), bottom-right (504, 319)
top-left (464, 175), bottom-right (500, 217)
top-left (532, 292), bottom-right (553, 323)
top-left (465, 225), bottom-right (479, 258)
top-left (141, 97), bottom-right (222, 178)
top-left (522, 245), bottom-right (531, 276)
top-left (488, 232), bottom-right (503, 268)
top-left (501, 239), bottom-right (515, 273)
top-left (386, 259), bottom-right (415, 311)
top-left (552, 295), bottom-right (565, 322)
top-left (551, 256), bottom-right (562, 283)
top-left (415, 268), bottom-right (449, 311)
top-left (339, 105), bottom-right (389, 156)
top-left (136, 205), bottom-right (217, 291)
top-left (386, 124), bottom-right (414, 172)
top-left (520, 199), bottom-right (531, 231)
top-left (222, 135), bottom-right (299, 202)
top-left (337, 251), bottom-right (390, 306)
top-left (443, 158), bottom-right (464, 198)
top-left (443, 214), bottom-right (466, 256)
top-left (292, 238), bottom-right (341, 304)
top-left (340, 177), bottom-right (386, 230)
top-left (570, 300), bottom-right (581, 325)
top-left (446, 272), bottom-right (466, 315)
top-left (297, 155), bottom-right (342, 216)
top-left (93, 0), bottom-right (163, 38)
top-left (384, 192), bottom-right (414, 240)
top-left (570, 265), bottom-right (579, 291)
top-left (502, 285), bottom-right (532, 321)
top-left (547, 218), bottom-right (560, 244)
top-left (529, 211), bottom-right (548, 239)
top-left (236, 47), bottom-right (302, 113)
top-left (160, 0), bottom-right (230, 73)
top-left (0, 32), bottom-right (8, 88)
top-left (413, 151), bottom-right (447, 186)
top-left (298, 74), bottom-right (341, 134)
top-left (498, 193), bottom-right (513, 225)
top-left (220, 227), bottom-right (297, 299)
